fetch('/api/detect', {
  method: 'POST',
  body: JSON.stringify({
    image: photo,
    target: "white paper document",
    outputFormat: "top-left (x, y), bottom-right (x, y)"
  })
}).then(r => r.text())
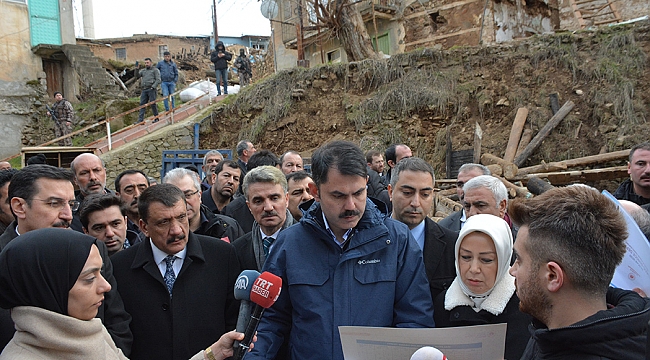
top-left (339, 323), bottom-right (506, 360)
top-left (604, 191), bottom-right (650, 295)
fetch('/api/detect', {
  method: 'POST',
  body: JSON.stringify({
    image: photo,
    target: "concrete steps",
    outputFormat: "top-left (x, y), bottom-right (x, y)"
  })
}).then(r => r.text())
top-left (87, 94), bottom-right (225, 155)
top-left (62, 44), bottom-right (122, 95)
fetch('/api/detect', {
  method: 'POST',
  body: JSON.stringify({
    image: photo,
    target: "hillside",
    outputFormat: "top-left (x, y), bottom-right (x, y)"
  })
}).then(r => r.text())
top-left (200, 21), bottom-right (650, 182)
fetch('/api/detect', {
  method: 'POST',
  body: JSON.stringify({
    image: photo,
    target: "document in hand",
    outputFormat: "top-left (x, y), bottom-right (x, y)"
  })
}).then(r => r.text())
top-left (605, 190), bottom-right (650, 295)
top-left (339, 323), bottom-right (506, 360)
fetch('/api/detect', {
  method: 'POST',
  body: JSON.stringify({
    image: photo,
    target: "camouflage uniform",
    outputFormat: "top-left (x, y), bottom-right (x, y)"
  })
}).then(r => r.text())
top-left (234, 51), bottom-right (252, 87)
top-left (52, 99), bottom-right (74, 146)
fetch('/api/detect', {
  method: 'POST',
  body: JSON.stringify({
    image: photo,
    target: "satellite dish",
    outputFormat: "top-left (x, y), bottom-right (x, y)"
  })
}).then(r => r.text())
top-left (261, 0), bottom-right (278, 20)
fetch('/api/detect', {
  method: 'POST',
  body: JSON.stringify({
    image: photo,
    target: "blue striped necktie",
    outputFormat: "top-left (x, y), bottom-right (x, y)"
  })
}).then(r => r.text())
top-left (163, 255), bottom-right (176, 297)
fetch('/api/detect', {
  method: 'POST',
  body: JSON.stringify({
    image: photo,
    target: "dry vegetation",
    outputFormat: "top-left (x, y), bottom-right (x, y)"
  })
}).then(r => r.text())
top-left (201, 21), bottom-right (650, 181)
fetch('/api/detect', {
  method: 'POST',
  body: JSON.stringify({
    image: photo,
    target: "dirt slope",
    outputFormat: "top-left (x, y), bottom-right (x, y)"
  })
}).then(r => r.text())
top-left (201, 21), bottom-right (650, 183)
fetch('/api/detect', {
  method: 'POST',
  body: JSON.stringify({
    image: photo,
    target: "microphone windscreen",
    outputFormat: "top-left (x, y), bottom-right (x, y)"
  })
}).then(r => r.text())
top-left (410, 346), bottom-right (446, 360)
top-left (234, 270), bottom-right (260, 301)
top-left (250, 271), bottom-right (282, 308)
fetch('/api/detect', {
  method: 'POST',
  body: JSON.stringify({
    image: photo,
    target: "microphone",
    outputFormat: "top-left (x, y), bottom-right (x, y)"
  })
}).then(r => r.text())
top-left (410, 346), bottom-right (448, 360)
top-left (233, 270), bottom-right (260, 349)
top-left (233, 271), bottom-right (282, 360)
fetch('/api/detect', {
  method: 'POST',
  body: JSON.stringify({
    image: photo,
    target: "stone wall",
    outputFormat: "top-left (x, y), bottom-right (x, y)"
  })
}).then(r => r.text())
top-left (100, 120), bottom-right (196, 188)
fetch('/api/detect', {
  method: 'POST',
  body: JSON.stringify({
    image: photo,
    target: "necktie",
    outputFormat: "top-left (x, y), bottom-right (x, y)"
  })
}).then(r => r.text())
top-left (263, 237), bottom-right (274, 257)
top-left (163, 255), bottom-right (176, 297)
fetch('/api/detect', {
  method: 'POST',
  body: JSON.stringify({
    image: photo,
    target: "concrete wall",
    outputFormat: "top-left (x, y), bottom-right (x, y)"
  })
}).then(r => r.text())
top-left (60, 0), bottom-right (76, 45)
top-left (101, 119), bottom-right (196, 186)
top-left (79, 35), bottom-right (211, 64)
top-left (0, 81), bottom-right (44, 159)
top-left (0, 2), bottom-right (43, 81)
top-left (271, 27), bottom-right (298, 71)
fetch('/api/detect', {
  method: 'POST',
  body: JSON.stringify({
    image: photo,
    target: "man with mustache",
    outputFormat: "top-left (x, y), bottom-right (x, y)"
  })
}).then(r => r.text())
top-left (202, 160), bottom-right (241, 214)
top-left (163, 167), bottom-right (244, 242)
top-left (248, 141), bottom-right (434, 360)
top-left (115, 169), bottom-right (150, 242)
top-left (111, 184), bottom-right (240, 360)
top-left (614, 141), bottom-right (650, 207)
top-left (388, 157), bottom-right (458, 301)
top-left (0, 164), bottom-right (133, 355)
top-left (232, 165), bottom-right (294, 272)
top-left (70, 153), bottom-right (114, 232)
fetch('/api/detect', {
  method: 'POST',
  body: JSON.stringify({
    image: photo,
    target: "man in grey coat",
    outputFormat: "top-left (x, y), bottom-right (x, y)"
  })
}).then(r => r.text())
top-left (137, 57), bottom-right (161, 123)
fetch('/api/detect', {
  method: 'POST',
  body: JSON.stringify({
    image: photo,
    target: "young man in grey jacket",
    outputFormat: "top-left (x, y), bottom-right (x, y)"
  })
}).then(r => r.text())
top-left (137, 58), bottom-right (161, 123)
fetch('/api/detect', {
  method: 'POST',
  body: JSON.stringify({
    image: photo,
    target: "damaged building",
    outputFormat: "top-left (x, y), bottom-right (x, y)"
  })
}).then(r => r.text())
top-left (0, 0), bottom-right (121, 159)
top-left (270, 0), bottom-right (649, 69)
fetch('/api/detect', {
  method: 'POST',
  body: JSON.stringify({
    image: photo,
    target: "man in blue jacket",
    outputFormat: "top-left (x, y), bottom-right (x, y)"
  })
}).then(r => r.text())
top-left (156, 51), bottom-right (178, 111)
top-left (248, 140), bottom-right (434, 360)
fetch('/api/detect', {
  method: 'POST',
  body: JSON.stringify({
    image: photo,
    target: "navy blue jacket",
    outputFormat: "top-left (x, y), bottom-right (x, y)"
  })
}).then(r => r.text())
top-left (247, 198), bottom-right (435, 360)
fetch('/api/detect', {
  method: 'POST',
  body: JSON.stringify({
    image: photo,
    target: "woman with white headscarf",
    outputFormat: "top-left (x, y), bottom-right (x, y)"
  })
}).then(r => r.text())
top-left (433, 214), bottom-right (530, 360)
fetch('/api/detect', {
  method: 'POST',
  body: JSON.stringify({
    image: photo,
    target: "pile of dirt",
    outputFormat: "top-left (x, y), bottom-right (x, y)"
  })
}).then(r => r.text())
top-left (201, 21), bottom-right (650, 187)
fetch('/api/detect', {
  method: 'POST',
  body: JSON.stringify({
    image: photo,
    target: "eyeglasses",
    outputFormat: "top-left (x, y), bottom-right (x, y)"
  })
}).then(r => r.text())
top-left (184, 189), bottom-right (200, 199)
top-left (33, 198), bottom-right (80, 212)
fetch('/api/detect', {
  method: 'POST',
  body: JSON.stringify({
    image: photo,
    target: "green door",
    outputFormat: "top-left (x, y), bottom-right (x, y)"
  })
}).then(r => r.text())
top-left (29, 0), bottom-right (62, 47)
top-left (372, 33), bottom-right (390, 55)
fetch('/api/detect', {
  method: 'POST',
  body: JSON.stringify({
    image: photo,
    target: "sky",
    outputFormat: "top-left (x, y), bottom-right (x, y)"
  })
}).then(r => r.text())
top-left (73, 0), bottom-right (272, 39)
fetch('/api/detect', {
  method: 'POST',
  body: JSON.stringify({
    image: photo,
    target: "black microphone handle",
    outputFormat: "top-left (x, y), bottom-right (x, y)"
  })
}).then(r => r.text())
top-left (233, 299), bottom-right (251, 349)
top-left (233, 304), bottom-right (265, 360)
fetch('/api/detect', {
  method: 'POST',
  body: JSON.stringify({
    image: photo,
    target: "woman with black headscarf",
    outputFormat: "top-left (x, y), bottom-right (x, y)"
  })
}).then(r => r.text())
top-left (0, 228), bottom-right (250, 360)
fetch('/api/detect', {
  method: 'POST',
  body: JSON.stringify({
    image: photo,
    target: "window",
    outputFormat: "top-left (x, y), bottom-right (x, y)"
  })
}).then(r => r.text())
top-left (116, 48), bottom-right (127, 60)
top-left (327, 49), bottom-right (341, 63)
top-left (158, 45), bottom-right (169, 59)
top-left (371, 33), bottom-right (390, 55)
top-left (283, 0), bottom-right (292, 20)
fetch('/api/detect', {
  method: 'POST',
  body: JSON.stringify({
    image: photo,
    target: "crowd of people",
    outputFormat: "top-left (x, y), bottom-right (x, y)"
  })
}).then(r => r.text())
top-left (0, 139), bottom-right (648, 360)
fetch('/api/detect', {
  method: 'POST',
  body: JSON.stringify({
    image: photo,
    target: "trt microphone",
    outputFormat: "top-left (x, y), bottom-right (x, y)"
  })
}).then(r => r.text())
top-left (233, 270), bottom-right (260, 349)
top-left (233, 271), bottom-right (282, 360)
top-left (410, 346), bottom-right (448, 360)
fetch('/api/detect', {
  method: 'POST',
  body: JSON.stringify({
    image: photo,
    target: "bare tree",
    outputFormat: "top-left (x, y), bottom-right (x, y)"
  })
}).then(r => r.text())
top-left (304, 0), bottom-right (382, 61)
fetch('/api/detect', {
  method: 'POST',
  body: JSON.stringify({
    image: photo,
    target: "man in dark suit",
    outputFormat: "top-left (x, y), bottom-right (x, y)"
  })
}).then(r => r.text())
top-left (0, 165), bottom-right (133, 354)
top-left (387, 157), bottom-right (459, 301)
top-left (232, 166), bottom-right (294, 272)
top-left (438, 163), bottom-right (491, 231)
top-left (111, 184), bottom-right (240, 360)
top-left (223, 150), bottom-right (280, 233)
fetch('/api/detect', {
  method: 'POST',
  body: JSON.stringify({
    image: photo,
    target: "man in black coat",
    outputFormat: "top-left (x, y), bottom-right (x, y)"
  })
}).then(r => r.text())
top-left (510, 185), bottom-right (650, 359)
top-left (163, 167), bottom-right (244, 242)
top-left (210, 41), bottom-right (232, 96)
top-left (0, 165), bottom-right (133, 355)
top-left (111, 184), bottom-right (240, 360)
top-left (438, 163), bottom-right (491, 231)
top-left (387, 157), bottom-right (458, 301)
top-left (614, 141), bottom-right (650, 206)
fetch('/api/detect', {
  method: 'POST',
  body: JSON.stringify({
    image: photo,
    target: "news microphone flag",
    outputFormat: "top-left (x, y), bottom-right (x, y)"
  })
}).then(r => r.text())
top-left (233, 271), bottom-right (282, 360)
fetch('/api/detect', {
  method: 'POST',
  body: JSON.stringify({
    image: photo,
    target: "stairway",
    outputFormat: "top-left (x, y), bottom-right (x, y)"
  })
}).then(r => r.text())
top-left (570, 0), bottom-right (621, 28)
top-left (61, 44), bottom-right (123, 97)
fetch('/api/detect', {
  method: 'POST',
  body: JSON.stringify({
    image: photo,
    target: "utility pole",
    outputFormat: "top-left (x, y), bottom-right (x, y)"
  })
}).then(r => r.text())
top-left (212, 0), bottom-right (219, 45)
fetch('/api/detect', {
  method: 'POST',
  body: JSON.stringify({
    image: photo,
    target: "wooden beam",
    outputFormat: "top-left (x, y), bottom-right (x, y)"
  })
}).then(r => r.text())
top-left (473, 122), bottom-right (482, 164)
top-left (515, 128), bottom-right (533, 158)
top-left (516, 149), bottom-right (630, 176)
top-left (503, 107), bottom-right (528, 163)
top-left (481, 153), bottom-right (518, 179)
top-left (514, 166), bottom-right (628, 184)
top-left (514, 101), bottom-right (575, 167)
top-left (496, 176), bottom-right (531, 198)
